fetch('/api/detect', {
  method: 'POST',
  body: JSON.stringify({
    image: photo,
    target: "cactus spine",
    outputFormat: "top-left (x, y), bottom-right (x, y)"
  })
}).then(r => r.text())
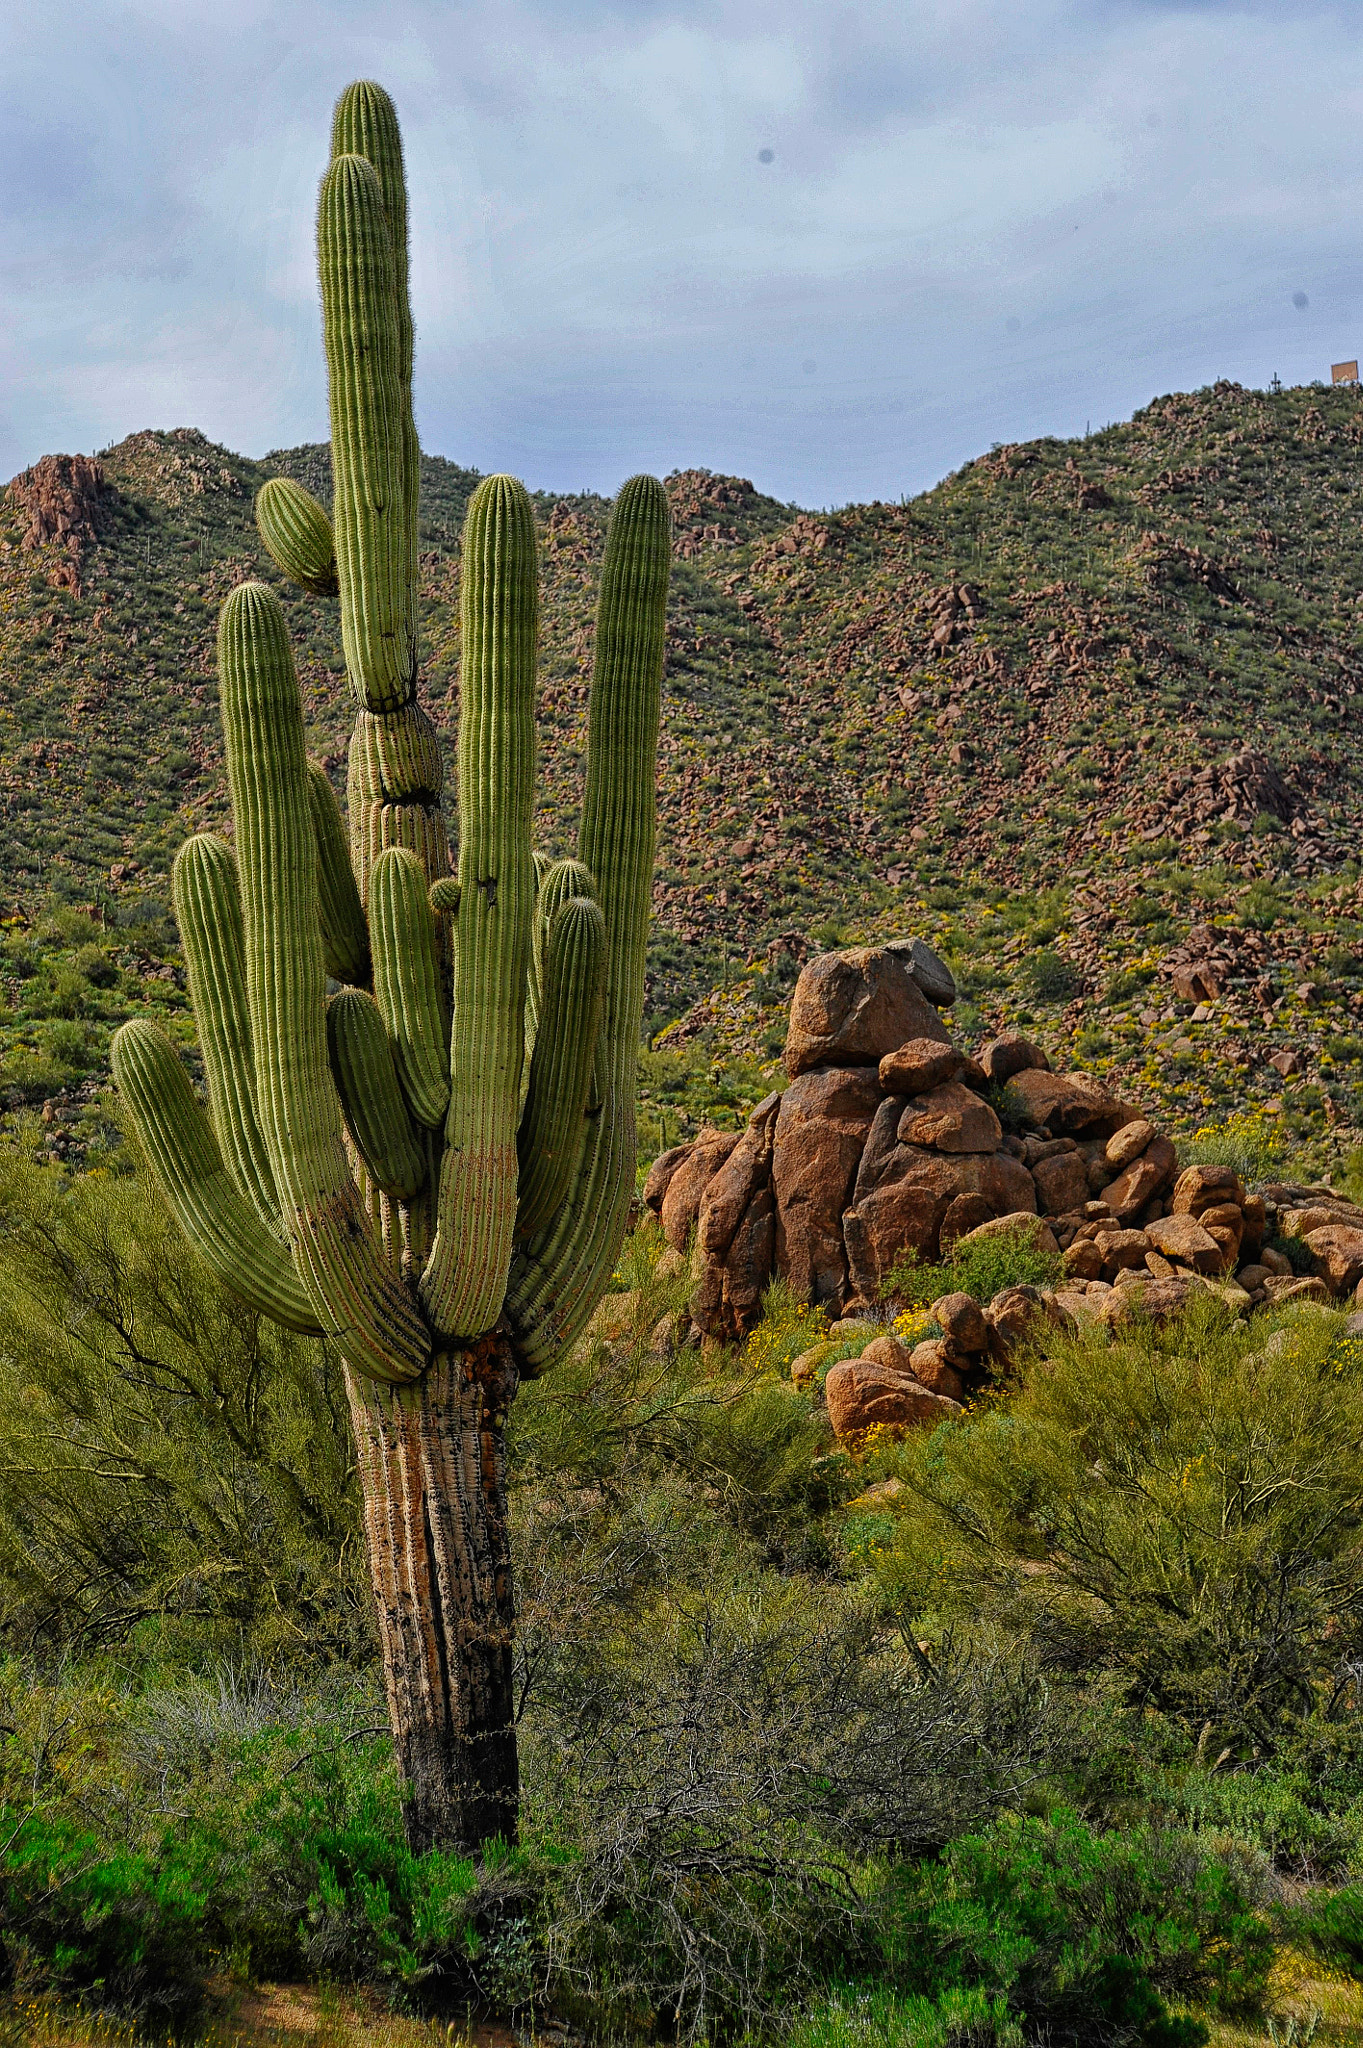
top-left (112, 80), bottom-right (670, 1852)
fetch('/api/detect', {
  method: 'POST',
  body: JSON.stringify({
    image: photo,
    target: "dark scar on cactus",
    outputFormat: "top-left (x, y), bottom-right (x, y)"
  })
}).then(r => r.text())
top-left (477, 876), bottom-right (498, 906)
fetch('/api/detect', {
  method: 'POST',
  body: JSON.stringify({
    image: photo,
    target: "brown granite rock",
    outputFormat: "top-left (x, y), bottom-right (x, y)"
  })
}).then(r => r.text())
top-left (1032, 1148), bottom-right (1092, 1216)
top-left (846, 1146), bottom-right (1037, 1293)
top-left (772, 1067), bottom-right (884, 1305)
top-left (1171, 1164), bottom-right (1246, 1217)
top-left (715, 1186), bottom-right (777, 1337)
top-left (898, 1081), bottom-right (1003, 1154)
top-left (1099, 1228), bottom-right (1153, 1274)
top-left (939, 1192), bottom-right (996, 1254)
top-left (785, 947), bottom-right (949, 1078)
top-left (878, 1039), bottom-right (962, 1095)
top-left (979, 1034), bottom-right (1050, 1083)
top-left (644, 1142), bottom-right (695, 1215)
top-left (824, 1357), bottom-right (962, 1438)
top-left (1064, 1238), bottom-right (1104, 1280)
top-left (860, 1334), bottom-right (914, 1373)
top-left (907, 1339), bottom-right (966, 1399)
top-left (1145, 1213), bottom-right (1222, 1273)
top-left (1304, 1224), bottom-right (1363, 1295)
top-left (1103, 1136), bottom-right (1178, 1223)
top-left (660, 1130), bottom-right (741, 1250)
top-left (1004, 1067), bottom-right (1132, 1137)
top-left (1105, 1119), bottom-right (1158, 1169)
top-left (934, 1291), bottom-right (989, 1353)
top-left (697, 1092), bottom-right (780, 1259)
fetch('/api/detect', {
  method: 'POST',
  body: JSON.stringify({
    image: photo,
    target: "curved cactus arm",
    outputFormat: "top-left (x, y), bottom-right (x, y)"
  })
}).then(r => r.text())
top-left (516, 896), bottom-right (606, 1241)
top-left (111, 1020), bottom-right (323, 1335)
top-left (255, 478), bottom-right (338, 597)
top-left (318, 151), bottom-right (413, 714)
top-left (218, 579), bottom-right (430, 1386)
top-left (171, 832), bottom-right (283, 1237)
top-left (370, 846), bottom-right (450, 1128)
top-left (526, 857), bottom-right (596, 1051)
top-left (307, 760), bottom-right (370, 985)
top-left (505, 475), bottom-right (670, 1370)
top-left (327, 988), bottom-right (427, 1201)
top-left (421, 475), bottom-right (538, 1339)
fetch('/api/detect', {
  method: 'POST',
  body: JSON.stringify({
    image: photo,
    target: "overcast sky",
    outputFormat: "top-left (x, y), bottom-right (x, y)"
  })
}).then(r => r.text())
top-left (3, 0), bottom-right (1361, 507)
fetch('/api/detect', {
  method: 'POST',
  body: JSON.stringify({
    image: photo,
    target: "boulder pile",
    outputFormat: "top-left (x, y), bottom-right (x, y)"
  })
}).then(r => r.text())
top-left (643, 943), bottom-right (1363, 1431)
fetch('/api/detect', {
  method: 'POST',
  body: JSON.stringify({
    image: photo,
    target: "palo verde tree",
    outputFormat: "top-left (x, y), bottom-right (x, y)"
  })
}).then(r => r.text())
top-left (111, 81), bottom-right (670, 1852)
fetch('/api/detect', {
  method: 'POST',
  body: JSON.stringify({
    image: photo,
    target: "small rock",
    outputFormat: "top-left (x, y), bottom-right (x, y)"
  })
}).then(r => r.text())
top-left (1033, 1149), bottom-right (1092, 1216)
top-left (859, 1333), bottom-right (914, 1372)
top-left (878, 1038), bottom-right (962, 1095)
top-left (899, 1081), bottom-right (1003, 1155)
top-left (1304, 1224), bottom-right (1363, 1295)
top-left (1005, 1067), bottom-right (1134, 1137)
top-left (1145, 1213), bottom-right (1223, 1273)
top-left (954, 1212), bottom-right (1061, 1256)
top-left (885, 937), bottom-right (957, 1008)
top-left (1236, 1263), bottom-right (1271, 1293)
top-left (785, 947), bottom-right (950, 1078)
top-left (1105, 1119), bottom-right (1157, 1169)
top-left (1099, 1228), bottom-right (1152, 1275)
top-left (1263, 1275), bottom-right (1331, 1304)
top-left (907, 1339), bottom-right (966, 1399)
top-left (1171, 1164), bottom-right (1246, 1217)
top-left (979, 1033), bottom-right (1050, 1084)
top-left (824, 1357), bottom-right (962, 1438)
top-left (1260, 1245), bottom-right (1293, 1276)
top-left (1063, 1239), bottom-right (1104, 1280)
top-left (934, 1291), bottom-right (989, 1353)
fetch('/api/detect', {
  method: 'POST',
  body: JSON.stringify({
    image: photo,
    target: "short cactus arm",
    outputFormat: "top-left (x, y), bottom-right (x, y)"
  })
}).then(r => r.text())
top-left (111, 1019), bottom-right (323, 1335)
top-left (506, 475), bottom-right (670, 1368)
top-left (318, 151), bottom-right (413, 713)
top-left (516, 895), bottom-right (606, 1241)
top-left (308, 761), bottom-right (370, 985)
top-left (370, 846), bottom-right (449, 1128)
top-left (421, 475), bottom-right (538, 1339)
top-left (255, 478), bottom-right (338, 597)
top-left (327, 988), bottom-right (427, 1201)
top-left (526, 856), bottom-right (596, 1056)
top-left (171, 832), bottom-right (282, 1236)
top-left (218, 579), bottom-right (429, 1384)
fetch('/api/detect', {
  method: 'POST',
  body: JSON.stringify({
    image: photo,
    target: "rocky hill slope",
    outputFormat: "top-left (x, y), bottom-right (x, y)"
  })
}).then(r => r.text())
top-left (4, 378), bottom-right (1363, 1170)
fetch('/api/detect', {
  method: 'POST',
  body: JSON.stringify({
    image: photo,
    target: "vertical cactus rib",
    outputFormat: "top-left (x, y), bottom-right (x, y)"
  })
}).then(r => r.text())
top-left (516, 896), bottom-right (606, 1241)
top-left (318, 152), bottom-right (413, 712)
top-left (255, 477), bottom-right (338, 596)
top-left (328, 988), bottom-right (428, 1201)
top-left (330, 81), bottom-right (420, 720)
top-left (218, 579), bottom-right (429, 1385)
top-left (505, 475), bottom-right (670, 1369)
top-left (421, 476), bottom-right (538, 1338)
top-left (370, 846), bottom-right (450, 1128)
top-left (308, 760), bottom-right (371, 985)
top-left (111, 1019), bottom-right (323, 1335)
top-left (171, 833), bottom-right (282, 1236)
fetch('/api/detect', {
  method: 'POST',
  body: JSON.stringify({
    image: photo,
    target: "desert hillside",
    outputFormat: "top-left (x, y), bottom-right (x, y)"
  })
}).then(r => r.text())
top-left (3, 376), bottom-right (1363, 1169)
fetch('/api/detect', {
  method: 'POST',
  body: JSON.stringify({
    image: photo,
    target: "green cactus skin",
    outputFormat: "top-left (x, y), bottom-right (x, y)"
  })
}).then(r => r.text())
top-left (113, 81), bottom-right (670, 1854)
top-left (171, 832), bottom-right (283, 1236)
top-left (420, 476), bottom-right (538, 1340)
top-left (506, 476), bottom-right (671, 1370)
top-left (217, 579), bottom-right (429, 1386)
top-left (369, 846), bottom-right (450, 1128)
top-left (111, 1019), bottom-right (322, 1335)
top-left (308, 760), bottom-right (370, 985)
top-left (318, 152), bottom-right (413, 713)
top-left (255, 477), bottom-right (338, 596)
top-left (516, 896), bottom-right (606, 1240)
top-left (328, 987), bottom-right (427, 1201)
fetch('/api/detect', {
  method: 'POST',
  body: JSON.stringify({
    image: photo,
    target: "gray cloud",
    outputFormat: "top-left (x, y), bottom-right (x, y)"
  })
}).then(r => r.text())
top-left (1, 0), bottom-right (1361, 504)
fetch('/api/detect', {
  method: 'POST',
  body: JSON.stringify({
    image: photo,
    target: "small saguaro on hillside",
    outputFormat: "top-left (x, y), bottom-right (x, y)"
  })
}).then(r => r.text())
top-left (111, 80), bottom-right (671, 1852)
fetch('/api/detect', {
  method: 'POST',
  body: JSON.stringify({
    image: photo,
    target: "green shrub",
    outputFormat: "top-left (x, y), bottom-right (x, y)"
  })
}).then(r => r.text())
top-left (1020, 950), bottom-right (1077, 1002)
top-left (1280, 1882), bottom-right (1363, 1969)
top-left (882, 1224), bottom-right (1062, 1311)
top-left (789, 1984), bottom-right (1023, 2048)
top-left (875, 1297), bottom-right (1363, 1738)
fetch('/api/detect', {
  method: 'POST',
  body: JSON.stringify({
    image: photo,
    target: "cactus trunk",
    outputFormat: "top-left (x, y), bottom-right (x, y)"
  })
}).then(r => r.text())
top-left (112, 78), bottom-right (668, 1853)
top-left (346, 1341), bottom-right (519, 1852)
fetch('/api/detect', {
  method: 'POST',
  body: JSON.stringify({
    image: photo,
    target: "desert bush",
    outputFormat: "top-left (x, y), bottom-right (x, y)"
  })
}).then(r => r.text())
top-left (870, 1298), bottom-right (1363, 1739)
top-left (1019, 950), bottom-right (1078, 1002)
top-left (1180, 1110), bottom-right (1286, 1183)
top-left (882, 1223), bottom-right (1062, 1311)
top-left (0, 1149), bottom-right (367, 1660)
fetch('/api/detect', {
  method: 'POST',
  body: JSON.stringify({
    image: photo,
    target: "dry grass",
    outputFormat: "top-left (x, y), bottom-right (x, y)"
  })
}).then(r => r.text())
top-left (1207, 1946), bottom-right (1363, 2045)
top-left (0, 1984), bottom-right (524, 2048)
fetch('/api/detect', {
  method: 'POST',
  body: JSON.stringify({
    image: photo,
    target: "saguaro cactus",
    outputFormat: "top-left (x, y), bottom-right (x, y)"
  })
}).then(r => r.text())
top-left (111, 80), bottom-right (670, 1852)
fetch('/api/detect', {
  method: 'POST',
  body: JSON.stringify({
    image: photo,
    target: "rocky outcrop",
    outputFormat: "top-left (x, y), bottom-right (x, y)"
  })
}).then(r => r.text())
top-left (648, 944), bottom-right (1363, 1378)
top-left (6, 453), bottom-right (110, 595)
